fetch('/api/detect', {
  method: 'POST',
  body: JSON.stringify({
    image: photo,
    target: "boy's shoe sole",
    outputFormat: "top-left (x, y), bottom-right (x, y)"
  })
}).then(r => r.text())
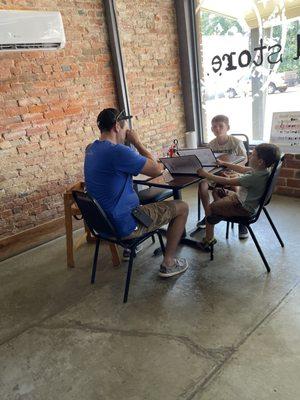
top-left (238, 224), bottom-right (249, 239)
top-left (159, 258), bottom-right (189, 278)
top-left (196, 217), bottom-right (206, 229)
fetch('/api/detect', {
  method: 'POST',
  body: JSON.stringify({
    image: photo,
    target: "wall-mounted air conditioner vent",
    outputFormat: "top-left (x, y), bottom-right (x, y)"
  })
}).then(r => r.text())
top-left (0, 42), bottom-right (61, 51)
top-left (0, 10), bottom-right (66, 52)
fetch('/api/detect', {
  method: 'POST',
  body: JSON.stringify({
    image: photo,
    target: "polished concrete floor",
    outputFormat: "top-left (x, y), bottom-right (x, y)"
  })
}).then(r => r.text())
top-left (0, 188), bottom-right (300, 400)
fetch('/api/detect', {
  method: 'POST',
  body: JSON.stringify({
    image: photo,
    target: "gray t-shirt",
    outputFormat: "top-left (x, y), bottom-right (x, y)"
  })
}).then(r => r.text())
top-left (209, 135), bottom-right (247, 156)
top-left (237, 169), bottom-right (270, 214)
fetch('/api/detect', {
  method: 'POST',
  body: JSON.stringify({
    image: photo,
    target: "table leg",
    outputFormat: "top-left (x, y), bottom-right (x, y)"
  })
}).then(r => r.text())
top-left (172, 188), bottom-right (181, 200)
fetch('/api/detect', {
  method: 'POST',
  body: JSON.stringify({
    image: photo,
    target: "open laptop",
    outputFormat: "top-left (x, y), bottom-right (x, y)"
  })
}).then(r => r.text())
top-left (177, 147), bottom-right (222, 172)
top-left (159, 155), bottom-right (202, 176)
top-left (217, 153), bottom-right (245, 164)
top-left (178, 147), bottom-right (245, 168)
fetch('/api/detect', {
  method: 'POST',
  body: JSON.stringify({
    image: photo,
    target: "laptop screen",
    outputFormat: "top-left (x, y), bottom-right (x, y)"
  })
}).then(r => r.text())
top-left (160, 155), bottom-right (202, 175)
top-left (177, 148), bottom-right (217, 166)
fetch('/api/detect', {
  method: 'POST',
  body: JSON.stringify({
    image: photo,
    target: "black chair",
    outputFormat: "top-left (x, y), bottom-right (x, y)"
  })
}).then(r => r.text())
top-left (230, 133), bottom-right (250, 162)
top-left (197, 134), bottom-right (250, 223)
top-left (227, 134), bottom-right (249, 231)
top-left (72, 190), bottom-right (166, 303)
top-left (207, 156), bottom-right (285, 272)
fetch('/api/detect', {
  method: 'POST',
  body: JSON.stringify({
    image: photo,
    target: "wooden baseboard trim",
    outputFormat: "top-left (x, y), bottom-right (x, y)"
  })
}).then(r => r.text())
top-left (0, 217), bottom-right (82, 262)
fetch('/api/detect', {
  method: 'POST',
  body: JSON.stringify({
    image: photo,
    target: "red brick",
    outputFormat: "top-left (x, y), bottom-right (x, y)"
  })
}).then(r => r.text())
top-left (21, 112), bottom-right (44, 122)
top-left (17, 143), bottom-right (40, 154)
top-left (287, 179), bottom-right (300, 188)
top-left (5, 121), bottom-right (32, 132)
top-left (18, 97), bottom-right (41, 107)
top-left (3, 130), bottom-right (27, 140)
top-left (0, 84), bottom-right (11, 93)
top-left (26, 126), bottom-right (48, 137)
top-left (277, 177), bottom-right (286, 186)
top-left (28, 104), bottom-right (49, 113)
top-left (283, 154), bottom-right (295, 160)
top-left (64, 106), bottom-right (83, 116)
top-left (44, 110), bottom-right (65, 119)
top-left (285, 160), bottom-right (300, 169)
top-left (275, 186), bottom-right (295, 196)
top-left (1, 210), bottom-right (13, 218)
top-left (4, 106), bottom-right (28, 117)
top-left (279, 168), bottom-right (295, 178)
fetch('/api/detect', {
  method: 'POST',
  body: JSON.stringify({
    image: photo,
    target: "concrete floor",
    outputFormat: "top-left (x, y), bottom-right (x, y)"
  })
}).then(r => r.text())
top-left (0, 187), bottom-right (300, 400)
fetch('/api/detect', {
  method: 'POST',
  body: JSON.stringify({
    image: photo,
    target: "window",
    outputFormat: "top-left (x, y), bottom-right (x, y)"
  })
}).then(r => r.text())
top-left (195, 0), bottom-right (300, 143)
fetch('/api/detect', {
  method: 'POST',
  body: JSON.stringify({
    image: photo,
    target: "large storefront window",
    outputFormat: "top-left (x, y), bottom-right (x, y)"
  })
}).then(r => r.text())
top-left (195, 0), bottom-right (300, 143)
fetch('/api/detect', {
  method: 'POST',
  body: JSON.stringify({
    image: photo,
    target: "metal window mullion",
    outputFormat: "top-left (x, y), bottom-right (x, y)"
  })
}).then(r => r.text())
top-left (103, 0), bottom-right (132, 129)
top-left (175, 0), bottom-right (203, 146)
top-left (190, 0), bottom-right (204, 143)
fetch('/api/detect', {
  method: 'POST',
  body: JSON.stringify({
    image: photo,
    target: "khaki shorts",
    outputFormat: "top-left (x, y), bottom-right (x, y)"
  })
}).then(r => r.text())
top-left (124, 201), bottom-right (177, 239)
top-left (210, 190), bottom-right (252, 218)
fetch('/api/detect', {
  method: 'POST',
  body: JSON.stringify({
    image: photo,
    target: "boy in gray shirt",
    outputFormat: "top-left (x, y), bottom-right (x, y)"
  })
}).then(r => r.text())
top-left (197, 114), bottom-right (248, 239)
top-left (196, 143), bottom-right (281, 251)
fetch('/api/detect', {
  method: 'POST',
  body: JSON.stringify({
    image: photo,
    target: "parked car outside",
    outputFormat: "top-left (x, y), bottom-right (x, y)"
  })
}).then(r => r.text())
top-left (226, 73), bottom-right (288, 98)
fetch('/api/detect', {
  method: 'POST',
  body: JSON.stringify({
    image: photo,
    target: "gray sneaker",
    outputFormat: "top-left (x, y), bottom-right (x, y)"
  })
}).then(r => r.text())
top-left (159, 258), bottom-right (189, 278)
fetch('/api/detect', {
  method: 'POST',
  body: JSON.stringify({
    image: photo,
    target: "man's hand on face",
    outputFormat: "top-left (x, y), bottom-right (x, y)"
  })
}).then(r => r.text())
top-left (125, 129), bottom-right (140, 146)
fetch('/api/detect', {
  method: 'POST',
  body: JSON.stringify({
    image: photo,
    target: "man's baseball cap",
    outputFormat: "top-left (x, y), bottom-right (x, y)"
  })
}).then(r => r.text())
top-left (97, 108), bottom-right (133, 132)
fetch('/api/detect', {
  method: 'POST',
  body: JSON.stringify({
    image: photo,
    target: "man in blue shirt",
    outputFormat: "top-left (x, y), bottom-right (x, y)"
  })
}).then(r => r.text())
top-left (84, 108), bottom-right (189, 278)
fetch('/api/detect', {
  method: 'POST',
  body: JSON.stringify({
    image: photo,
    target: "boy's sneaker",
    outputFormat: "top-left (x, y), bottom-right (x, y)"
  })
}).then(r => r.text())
top-left (159, 258), bottom-right (189, 278)
top-left (238, 224), bottom-right (248, 239)
top-left (196, 217), bottom-right (206, 229)
top-left (122, 244), bottom-right (143, 261)
top-left (197, 237), bottom-right (217, 252)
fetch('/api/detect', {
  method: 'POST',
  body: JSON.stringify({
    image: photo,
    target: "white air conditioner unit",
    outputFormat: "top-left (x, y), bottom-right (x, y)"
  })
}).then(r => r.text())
top-left (0, 10), bottom-right (66, 51)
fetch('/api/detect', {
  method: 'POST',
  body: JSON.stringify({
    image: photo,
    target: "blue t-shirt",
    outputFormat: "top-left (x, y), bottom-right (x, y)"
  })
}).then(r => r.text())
top-left (84, 140), bottom-right (147, 237)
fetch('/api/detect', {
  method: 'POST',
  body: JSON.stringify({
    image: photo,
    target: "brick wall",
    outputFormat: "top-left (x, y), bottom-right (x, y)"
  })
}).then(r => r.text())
top-left (116, 0), bottom-right (186, 154)
top-left (276, 154), bottom-right (300, 197)
top-left (0, 1), bottom-right (118, 240)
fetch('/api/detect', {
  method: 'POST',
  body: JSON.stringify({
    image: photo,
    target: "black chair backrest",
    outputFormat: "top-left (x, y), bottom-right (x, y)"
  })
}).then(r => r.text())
top-left (230, 134), bottom-right (250, 160)
top-left (263, 155), bottom-right (284, 206)
top-left (251, 155), bottom-right (284, 223)
top-left (72, 190), bottom-right (118, 239)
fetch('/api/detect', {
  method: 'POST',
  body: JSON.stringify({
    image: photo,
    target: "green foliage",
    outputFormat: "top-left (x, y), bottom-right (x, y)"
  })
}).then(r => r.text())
top-left (273, 20), bottom-right (300, 74)
top-left (200, 11), bottom-right (244, 36)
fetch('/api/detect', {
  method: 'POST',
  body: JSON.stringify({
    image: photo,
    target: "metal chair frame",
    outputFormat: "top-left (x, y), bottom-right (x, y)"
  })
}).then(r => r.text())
top-left (207, 156), bottom-right (285, 272)
top-left (72, 190), bottom-right (165, 303)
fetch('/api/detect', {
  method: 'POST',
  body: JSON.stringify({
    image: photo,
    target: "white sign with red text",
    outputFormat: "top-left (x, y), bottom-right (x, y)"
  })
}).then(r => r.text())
top-left (270, 111), bottom-right (300, 154)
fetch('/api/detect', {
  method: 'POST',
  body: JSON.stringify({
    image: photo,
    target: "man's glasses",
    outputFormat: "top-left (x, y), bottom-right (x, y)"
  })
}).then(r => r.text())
top-left (108, 109), bottom-right (126, 122)
top-left (116, 110), bottom-right (126, 121)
